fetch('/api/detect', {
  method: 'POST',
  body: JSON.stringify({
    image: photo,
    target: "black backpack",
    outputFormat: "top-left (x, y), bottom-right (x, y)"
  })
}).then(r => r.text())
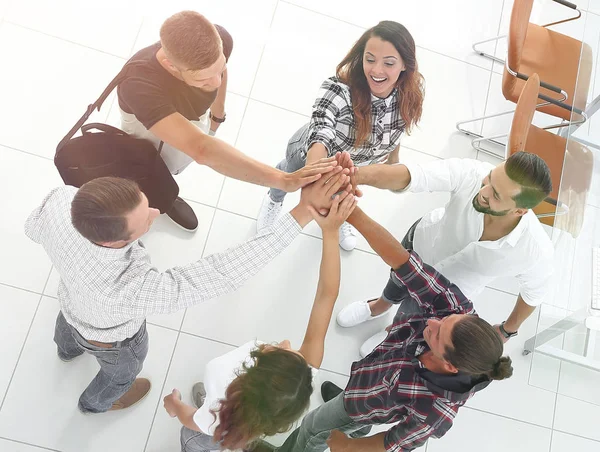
top-left (55, 63), bottom-right (178, 213)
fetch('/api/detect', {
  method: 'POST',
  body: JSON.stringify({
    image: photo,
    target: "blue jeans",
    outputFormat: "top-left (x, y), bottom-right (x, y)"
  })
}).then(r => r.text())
top-left (269, 124), bottom-right (310, 203)
top-left (275, 393), bottom-right (371, 452)
top-left (180, 426), bottom-right (221, 452)
top-left (53, 311), bottom-right (149, 413)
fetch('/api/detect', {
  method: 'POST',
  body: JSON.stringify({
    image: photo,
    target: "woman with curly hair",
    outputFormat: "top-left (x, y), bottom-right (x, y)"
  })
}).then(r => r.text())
top-left (258, 20), bottom-right (425, 251)
top-left (163, 190), bottom-right (358, 452)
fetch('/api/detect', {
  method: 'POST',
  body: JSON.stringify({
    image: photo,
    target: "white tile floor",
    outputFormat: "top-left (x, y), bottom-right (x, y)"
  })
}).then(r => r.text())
top-left (1, 1), bottom-right (599, 451)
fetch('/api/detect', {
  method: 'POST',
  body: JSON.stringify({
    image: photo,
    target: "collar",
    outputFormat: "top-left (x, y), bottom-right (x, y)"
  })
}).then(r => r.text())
top-left (83, 238), bottom-right (136, 261)
top-left (371, 88), bottom-right (398, 109)
top-left (411, 355), bottom-right (491, 403)
top-left (502, 210), bottom-right (533, 247)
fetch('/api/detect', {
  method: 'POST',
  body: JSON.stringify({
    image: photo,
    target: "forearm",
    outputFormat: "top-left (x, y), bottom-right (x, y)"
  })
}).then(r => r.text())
top-left (210, 69), bottom-right (228, 118)
top-left (504, 295), bottom-right (536, 332)
top-left (174, 401), bottom-right (201, 431)
top-left (356, 163), bottom-right (411, 191)
top-left (195, 134), bottom-right (286, 188)
top-left (138, 213), bottom-right (305, 316)
top-left (346, 207), bottom-right (409, 269)
top-left (316, 229), bottom-right (341, 300)
top-left (306, 143), bottom-right (328, 164)
top-left (344, 432), bottom-right (387, 452)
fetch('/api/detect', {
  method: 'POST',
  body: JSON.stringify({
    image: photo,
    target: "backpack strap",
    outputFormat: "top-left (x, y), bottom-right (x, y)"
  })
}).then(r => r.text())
top-left (57, 60), bottom-right (146, 151)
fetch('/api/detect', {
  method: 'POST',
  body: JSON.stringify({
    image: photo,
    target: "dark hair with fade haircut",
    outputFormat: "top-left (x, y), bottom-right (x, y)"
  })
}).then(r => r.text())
top-left (160, 11), bottom-right (222, 71)
top-left (504, 152), bottom-right (552, 209)
top-left (444, 315), bottom-right (513, 381)
top-left (71, 177), bottom-right (142, 244)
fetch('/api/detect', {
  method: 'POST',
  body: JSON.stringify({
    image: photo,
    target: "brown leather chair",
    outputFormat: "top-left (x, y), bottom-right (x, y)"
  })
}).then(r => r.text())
top-left (507, 73), bottom-right (593, 237)
top-left (458, 0), bottom-right (593, 154)
top-left (504, 0), bottom-right (592, 122)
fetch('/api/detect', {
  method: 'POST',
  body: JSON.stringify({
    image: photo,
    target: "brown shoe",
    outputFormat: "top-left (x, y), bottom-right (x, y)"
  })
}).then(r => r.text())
top-left (166, 197), bottom-right (198, 232)
top-left (109, 378), bottom-right (152, 411)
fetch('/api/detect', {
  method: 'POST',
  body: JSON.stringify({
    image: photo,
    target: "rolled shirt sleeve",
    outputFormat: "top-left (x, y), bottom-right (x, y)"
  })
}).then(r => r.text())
top-left (305, 78), bottom-right (351, 157)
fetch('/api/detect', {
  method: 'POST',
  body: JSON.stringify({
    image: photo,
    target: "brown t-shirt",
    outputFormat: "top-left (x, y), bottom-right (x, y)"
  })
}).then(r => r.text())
top-left (117, 25), bottom-right (233, 130)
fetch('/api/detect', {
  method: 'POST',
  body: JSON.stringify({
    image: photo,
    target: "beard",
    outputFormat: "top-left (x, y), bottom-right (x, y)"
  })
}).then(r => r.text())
top-left (472, 194), bottom-right (510, 217)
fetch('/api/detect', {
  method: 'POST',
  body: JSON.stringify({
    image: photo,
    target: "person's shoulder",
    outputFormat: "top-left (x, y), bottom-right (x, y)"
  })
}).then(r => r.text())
top-left (520, 212), bottom-right (554, 257)
top-left (214, 24), bottom-right (234, 60)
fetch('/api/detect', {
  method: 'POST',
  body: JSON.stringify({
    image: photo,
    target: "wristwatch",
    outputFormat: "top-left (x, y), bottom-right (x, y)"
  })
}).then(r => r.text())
top-left (499, 321), bottom-right (518, 339)
top-left (210, 112), bottom-right (226, 123)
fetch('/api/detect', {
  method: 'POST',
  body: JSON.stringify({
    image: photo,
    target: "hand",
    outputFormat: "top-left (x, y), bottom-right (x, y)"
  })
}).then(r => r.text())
top-left (349, 167), bottom-right (364, 198)
top-left (385, 323), bottom-right (393, 333)
top-left (327, 430), bottom-right (352, 452)
top-left (308, 191), bottom-right (358, 233)
top-left (283, 157), bottom-right (340, 192)
top-left (163, 389), bottom-right (182, 417)
top-left (493, 324), bottom-right (511, 344)
top-left (300, 171), bottom-right (352, 215)
top-left (209, 119), bottom-right (221, 135)
top-left (335, 151), bottom-right (354, 171)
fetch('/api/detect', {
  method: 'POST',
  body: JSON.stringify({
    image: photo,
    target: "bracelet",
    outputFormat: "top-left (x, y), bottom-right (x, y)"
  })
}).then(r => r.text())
top-left (210, 112), bottom-right (226, 123)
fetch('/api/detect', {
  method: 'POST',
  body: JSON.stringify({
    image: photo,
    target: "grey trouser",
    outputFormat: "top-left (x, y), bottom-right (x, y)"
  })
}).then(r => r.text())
top-left (180, 426), bottom-right (220, 452)
top-left (53, 311), bottom-right (149, 413)
top-left (269, 124), bottom-right (310, 203)
top-left (275, 393), bottom-right (371, 452)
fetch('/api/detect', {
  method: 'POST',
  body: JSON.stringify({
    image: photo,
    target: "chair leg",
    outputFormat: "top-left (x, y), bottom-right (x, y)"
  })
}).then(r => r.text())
top-left (472, 34), bottom-right (507, 65)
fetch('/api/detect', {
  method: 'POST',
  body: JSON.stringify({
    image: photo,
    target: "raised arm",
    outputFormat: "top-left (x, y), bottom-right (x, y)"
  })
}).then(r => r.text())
top-left (298, 193), bottom-right (358, 369)
top-left (355, 163), bottom-right (411, 191)
top-left (132, 170), bottom-right (353, 317)
top-left (345, 206), bottom-right (409, 269)
top-left (150, 113), bottom-right (337, 192)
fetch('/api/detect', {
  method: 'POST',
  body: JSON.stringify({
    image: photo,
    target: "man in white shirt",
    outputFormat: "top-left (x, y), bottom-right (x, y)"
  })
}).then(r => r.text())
top-left (25, 167), bottom-right (350, 414)
top-left (337, 152), bottom-right (554, 351)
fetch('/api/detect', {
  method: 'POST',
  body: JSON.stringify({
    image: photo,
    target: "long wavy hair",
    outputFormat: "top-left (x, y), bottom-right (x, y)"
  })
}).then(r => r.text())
top-left (211, 344), bottom-right (314, 450)
top-left (336, 21), bottom-right (425, 147)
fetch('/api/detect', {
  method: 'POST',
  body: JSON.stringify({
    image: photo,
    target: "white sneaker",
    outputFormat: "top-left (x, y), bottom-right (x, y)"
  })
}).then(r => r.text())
top-left (257, 193), bottom-right (283, 231)
top-left (336, 300), bottom-right (389, 327)
top-left (339, 222), bottom-right (357, 251)
top-left (360, 331), bottom-right (388, 358)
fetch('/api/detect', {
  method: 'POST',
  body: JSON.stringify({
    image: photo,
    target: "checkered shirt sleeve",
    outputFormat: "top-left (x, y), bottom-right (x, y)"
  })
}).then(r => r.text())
top-left (305, 78), bottom-right (353, 157)
top-left (127, 213), bottom-right (302, 317)
top-left (391, 252), bottom-right (475, 316)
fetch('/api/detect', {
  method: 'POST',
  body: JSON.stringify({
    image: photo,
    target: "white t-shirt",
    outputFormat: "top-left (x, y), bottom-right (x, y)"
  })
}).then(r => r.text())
top-left (404, 158), bottom-right (554, 305)
top-left (193, 341), bottom-right (318, 435)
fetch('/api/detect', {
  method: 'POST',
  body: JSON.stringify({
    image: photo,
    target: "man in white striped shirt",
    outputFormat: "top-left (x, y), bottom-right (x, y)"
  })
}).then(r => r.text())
top-left (25, 165), bottom-right (351, 414)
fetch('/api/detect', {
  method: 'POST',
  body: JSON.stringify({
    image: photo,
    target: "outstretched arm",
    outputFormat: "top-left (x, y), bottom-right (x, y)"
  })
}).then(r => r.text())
top-left (346, 206), bottom-right (409, 269)
top-left (299, 194), bottom-right (358, 369)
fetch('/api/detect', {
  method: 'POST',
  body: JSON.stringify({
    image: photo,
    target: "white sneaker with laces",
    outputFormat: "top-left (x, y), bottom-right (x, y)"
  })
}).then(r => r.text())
top-left (257, 193), bottom-right (283, 231)
top-left (339, 222), bottom-right (357, 251)
top-left (336, 300), bottom-right (389, 328)
top-left (360, 331), bottom-right (388, 358)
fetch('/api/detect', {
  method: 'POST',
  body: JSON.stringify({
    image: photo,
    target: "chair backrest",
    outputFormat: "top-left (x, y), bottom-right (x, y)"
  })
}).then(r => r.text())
top-left (507, 73), bottom-right (540, 155)
top-left (507, 0), bottom-right (534, 72)
top-left (507, 73), bottom-right (593, 237)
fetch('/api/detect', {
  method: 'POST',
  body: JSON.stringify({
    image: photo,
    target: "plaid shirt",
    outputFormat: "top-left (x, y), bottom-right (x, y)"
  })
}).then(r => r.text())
top-left (25, 186), bottom-right (301, 342)
top-left (304, 77), bottom-right (405, 165)
top-left (344, 252), bottom-right (490, 452)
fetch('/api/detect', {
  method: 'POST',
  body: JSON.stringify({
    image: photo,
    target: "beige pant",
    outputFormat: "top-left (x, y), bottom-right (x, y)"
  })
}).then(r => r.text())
top-left (119, 108), bottom-right (211, 175)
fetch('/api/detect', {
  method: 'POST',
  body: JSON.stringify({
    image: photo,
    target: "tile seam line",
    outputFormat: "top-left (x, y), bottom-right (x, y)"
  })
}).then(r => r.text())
top-left (4, 20), bottom-right (128, 60)
top-left (277, 0), bottom-right (495, 72)
top-left (142, 195), bottom-right (220, 452)
top-left (0, 436), bottom-right (62, 452)
top-left (0, 267), bottom-right (53, 411)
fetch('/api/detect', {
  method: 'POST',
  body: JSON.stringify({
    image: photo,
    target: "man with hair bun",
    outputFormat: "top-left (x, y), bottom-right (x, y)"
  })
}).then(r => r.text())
top-left (274, 205), bottom-right (513, 452)
top-left (117, 11), bottom-right (336, 232)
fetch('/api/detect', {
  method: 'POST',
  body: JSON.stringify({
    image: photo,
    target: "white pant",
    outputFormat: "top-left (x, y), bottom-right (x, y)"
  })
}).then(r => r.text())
top-left (119, 108), bottom-right (211, 175)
